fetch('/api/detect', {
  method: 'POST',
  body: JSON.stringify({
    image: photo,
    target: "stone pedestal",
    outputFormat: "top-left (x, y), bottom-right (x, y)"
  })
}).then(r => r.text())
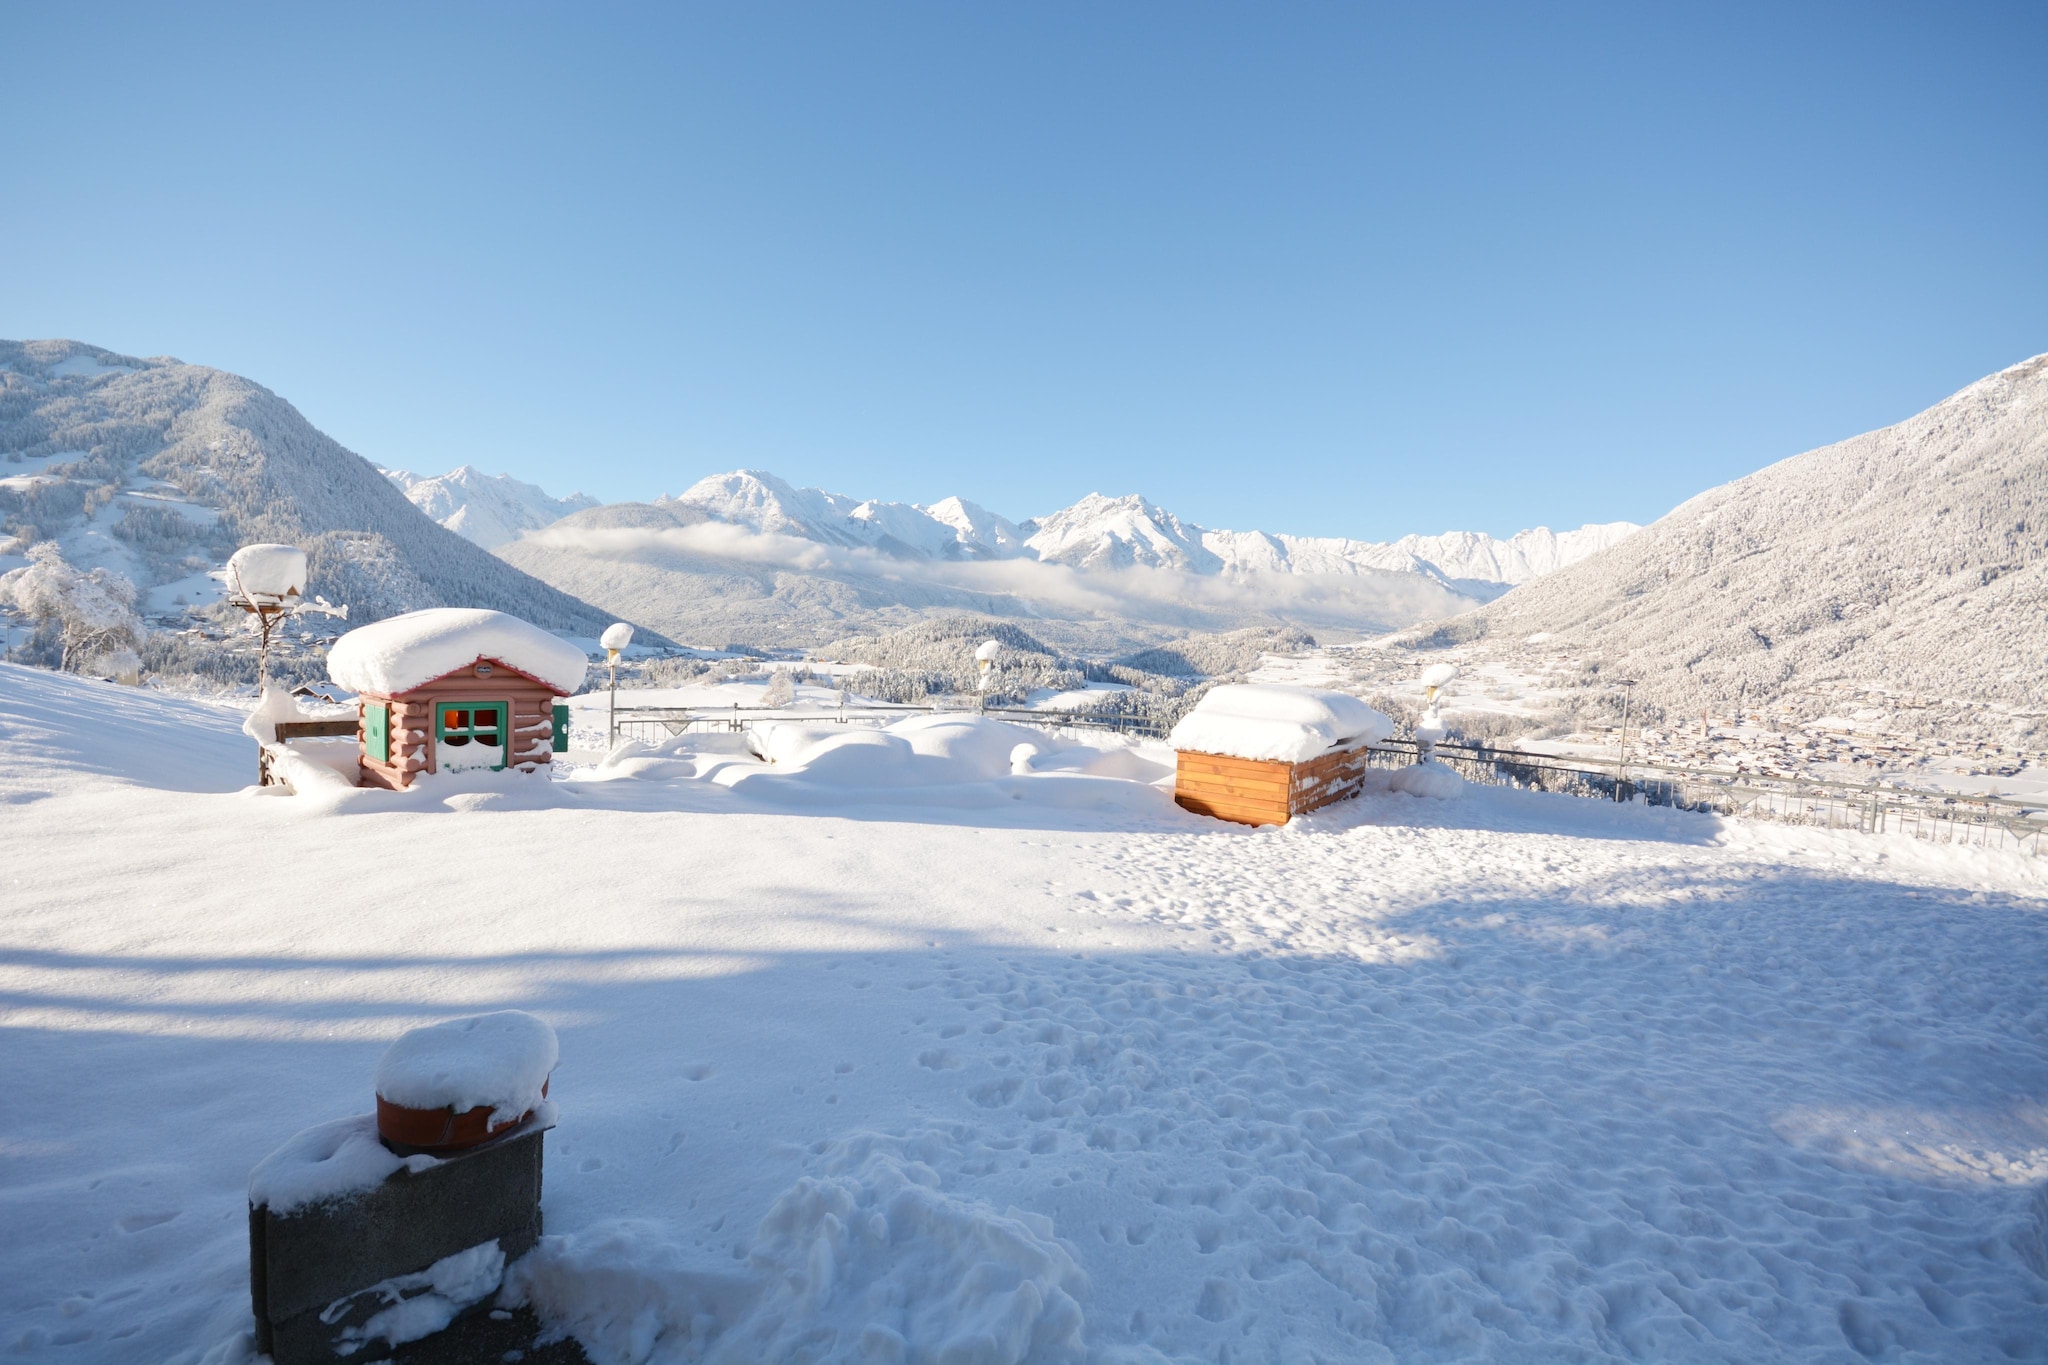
top-left (250, 1124), bottom-right (546, 1365)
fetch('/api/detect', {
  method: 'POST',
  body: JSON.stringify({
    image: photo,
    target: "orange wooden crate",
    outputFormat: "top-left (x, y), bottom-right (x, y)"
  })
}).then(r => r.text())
top-left (1174, 746), bottom-right (1374, 826)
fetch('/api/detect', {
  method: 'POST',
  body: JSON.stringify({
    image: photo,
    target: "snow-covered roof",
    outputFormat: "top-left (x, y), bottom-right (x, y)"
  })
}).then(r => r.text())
top-left (327, 608), bottom-right (588, 697)
top-left (1169, 684), bottom-right (1392, 764)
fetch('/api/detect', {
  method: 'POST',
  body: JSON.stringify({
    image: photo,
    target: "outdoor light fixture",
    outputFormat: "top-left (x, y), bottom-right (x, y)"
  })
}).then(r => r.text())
top-left (600, 622), bottom-right (634, 748)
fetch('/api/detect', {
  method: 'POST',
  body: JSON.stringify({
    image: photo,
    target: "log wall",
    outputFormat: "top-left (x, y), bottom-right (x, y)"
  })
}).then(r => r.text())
top-left (357, 677), bottom-right (562, 791)
top-left (1174, 745), bottom-right (1375, 826)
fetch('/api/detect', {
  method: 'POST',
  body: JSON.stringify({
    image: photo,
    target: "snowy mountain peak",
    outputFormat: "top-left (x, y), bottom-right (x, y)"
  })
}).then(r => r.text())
top-left (1389, 521), bottom-right (1643, 587)
top-left (660, 471), bottom-right (1028, 561)
top-left (919, 496), bottom-right (1029, 559)
top-left (660, 470), bottom-right (840, 542)
top-left (382, 465), bottom-right (599, 551)
top-left (1024, 493), bottom-right (1220, 572)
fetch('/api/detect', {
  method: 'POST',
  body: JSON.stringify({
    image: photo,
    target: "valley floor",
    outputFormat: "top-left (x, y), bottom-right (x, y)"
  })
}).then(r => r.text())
top-left (1, 664), bottom-right (2044, 1363)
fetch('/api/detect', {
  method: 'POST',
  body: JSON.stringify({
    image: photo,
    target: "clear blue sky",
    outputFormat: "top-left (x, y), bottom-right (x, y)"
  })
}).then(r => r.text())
top-left (4, 3), bottom-right (2042, 540)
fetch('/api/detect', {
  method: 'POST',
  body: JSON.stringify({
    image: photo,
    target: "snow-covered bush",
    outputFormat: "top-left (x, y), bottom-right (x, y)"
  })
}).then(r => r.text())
top-left (0, 542), bottom-right (144, 674)
top-left (761, 668), bottom-right (797, 708)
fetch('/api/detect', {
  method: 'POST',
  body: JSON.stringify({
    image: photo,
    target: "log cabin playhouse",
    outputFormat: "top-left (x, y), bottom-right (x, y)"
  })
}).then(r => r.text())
top-left (325, 609), bottom-right (588, 790)
top-left (1168, 684), bottom-right (1393, 826)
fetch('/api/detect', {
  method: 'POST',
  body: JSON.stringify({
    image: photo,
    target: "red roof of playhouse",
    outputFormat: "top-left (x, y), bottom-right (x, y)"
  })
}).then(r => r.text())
top-left (326, 608), bottom-right (590, 698)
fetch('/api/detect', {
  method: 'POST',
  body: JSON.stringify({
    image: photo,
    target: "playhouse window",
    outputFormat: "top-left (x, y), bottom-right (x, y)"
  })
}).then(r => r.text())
top-left (438, 705), bottom-right (503, 751)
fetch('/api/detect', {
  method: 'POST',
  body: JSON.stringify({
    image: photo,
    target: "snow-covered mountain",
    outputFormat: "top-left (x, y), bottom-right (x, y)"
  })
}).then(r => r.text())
top-left (1438, 352), bottom-right (2048, 719)
top-left (658, 471), bottom-right (1029, 561)
top-left (1390, 523), bottom-right (1643, 587)
top-left (1024, 493), bottom-right (1220, 572)
top-left (644, 470), bottom-right (1633, 589)
top-left (382, 465), bottom-right (599, 551)
top-left (0, 339), bottom-right (630, 634)
top-left (497, 471), bottom-right (1635, 648)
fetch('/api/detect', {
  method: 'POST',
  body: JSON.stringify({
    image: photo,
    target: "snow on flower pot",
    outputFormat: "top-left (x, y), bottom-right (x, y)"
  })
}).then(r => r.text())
top-left (325, 608), bottom-right (589, 790)
top-left (374, 1011), bottom-right (560, 1155)
top-left (1168, 684), bottom-right (1393, 826)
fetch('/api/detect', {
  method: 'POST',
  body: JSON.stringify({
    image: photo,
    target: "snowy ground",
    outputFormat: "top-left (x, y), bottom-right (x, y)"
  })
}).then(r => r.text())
top-left (2, 662), bottom-right (2046, 1363)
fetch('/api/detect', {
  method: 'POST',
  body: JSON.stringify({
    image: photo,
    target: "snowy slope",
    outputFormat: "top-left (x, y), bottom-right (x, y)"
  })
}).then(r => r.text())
top-left (381, 465), bottom-right (599, 550)
top-left (4, 664), bottom-right (2045, 1365)
top-left (1443, 353), bottom-right (2048, 718)
top-left (0, 339), bottom-right (626, 633)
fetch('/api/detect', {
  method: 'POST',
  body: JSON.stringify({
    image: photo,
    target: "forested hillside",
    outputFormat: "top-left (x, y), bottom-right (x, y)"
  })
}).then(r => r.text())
top-left (0, 339), bottom-right (623, 633)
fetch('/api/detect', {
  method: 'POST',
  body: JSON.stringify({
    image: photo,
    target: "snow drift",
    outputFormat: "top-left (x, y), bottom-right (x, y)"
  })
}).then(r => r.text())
top-left (504, 1139), bottom-right (1088, 1365)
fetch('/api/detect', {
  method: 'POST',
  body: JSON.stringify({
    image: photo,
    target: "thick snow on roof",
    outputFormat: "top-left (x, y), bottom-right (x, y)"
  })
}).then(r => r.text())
top-left (1170, 683), bottom-right (1392, 763)
top-left (327, 608), bottom-right (588, 697)
top-left (375, 1010), bottom-right (559, 1121)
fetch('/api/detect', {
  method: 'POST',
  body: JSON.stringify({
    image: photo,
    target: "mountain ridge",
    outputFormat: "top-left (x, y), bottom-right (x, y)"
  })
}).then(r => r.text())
top-left (1420, 352), bottom-right (2048, 726)
top-left (627, 470), bottom-right (1634, 589)
top-left (382, 465), bottom-right (599, 551)
top-left (0, 339), bottom-right (633, 636)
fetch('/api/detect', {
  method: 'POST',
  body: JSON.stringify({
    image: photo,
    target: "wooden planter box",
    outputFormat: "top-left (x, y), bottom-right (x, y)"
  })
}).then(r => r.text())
top-left (1174, 745), bottom-right (1376, 826)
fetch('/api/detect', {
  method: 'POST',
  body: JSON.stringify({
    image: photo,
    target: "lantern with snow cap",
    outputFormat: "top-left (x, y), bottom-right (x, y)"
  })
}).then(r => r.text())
top-left (223, 543), bottom-right (347, 688)
top-left (600, 622), bottom-right (633, 745)
top-left (975, 638), bottom-right (1003, 692)
top-left (1416, 662), bottom-right (1458, 760)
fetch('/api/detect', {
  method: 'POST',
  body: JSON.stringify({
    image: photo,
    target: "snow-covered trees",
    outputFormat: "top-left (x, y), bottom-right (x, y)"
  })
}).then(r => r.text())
top-left (1, 543), bottom-right (144, 676)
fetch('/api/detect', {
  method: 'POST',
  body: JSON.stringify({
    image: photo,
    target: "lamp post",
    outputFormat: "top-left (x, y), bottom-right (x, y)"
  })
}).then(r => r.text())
top-left (600, 623), bottom-right (634, 748)
top-left (975, 639), bottom-right (1002, 708)
top-left (1613, 678), bottom-right (1638, 801)
top-left (223, 544), bottom-right (346, 686)
top-left (1415, 663), bottom-right (1457, 763)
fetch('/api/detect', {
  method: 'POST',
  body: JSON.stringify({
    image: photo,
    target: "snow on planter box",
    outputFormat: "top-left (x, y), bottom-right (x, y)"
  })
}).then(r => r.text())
top-left (326, 609), bottom-right (588, 791)
top-left (1169, 684), bottom-right (1392, 826)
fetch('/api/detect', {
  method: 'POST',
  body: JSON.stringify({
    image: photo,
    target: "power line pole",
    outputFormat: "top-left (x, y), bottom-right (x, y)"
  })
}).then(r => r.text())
top-left (1614, 678), bottom-right (1638, 801)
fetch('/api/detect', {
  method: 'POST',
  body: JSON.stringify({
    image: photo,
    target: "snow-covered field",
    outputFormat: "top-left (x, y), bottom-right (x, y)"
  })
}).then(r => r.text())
top-left (3, 662), bottom-right (2045, 1363)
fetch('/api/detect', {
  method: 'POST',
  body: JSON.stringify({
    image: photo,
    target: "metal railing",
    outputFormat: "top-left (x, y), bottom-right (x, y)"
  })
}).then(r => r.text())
top-left (1376, 739), bottom-right (2045, 855)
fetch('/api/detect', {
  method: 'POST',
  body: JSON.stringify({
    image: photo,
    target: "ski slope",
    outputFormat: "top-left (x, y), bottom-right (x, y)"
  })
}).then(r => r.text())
top-left (0, 662), bottom-right (2043, 1363)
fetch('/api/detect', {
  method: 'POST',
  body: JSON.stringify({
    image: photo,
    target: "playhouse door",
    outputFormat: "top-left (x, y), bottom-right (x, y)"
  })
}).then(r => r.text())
top-left (435, 703), bottom-right (507, 772)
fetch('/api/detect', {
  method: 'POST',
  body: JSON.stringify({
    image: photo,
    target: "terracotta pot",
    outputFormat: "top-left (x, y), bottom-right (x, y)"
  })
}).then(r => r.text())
top-left (376, 1076), bottom-right (550, 1155)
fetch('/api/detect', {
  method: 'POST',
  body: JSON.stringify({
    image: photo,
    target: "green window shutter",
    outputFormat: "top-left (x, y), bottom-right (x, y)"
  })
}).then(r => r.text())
top-left (552, 702), bottom-right (570, 753)
top-left (364, 703), bottom-right (390, 763)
